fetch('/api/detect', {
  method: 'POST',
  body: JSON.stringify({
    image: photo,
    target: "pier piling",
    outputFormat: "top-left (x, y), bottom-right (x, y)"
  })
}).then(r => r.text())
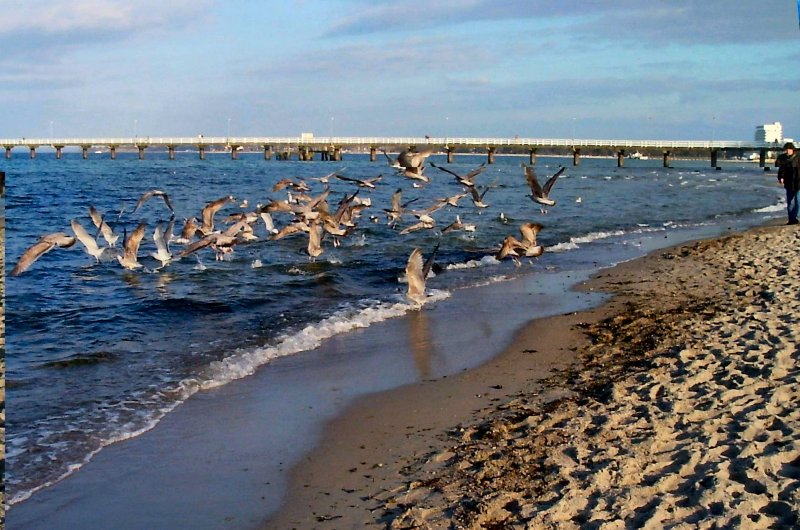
top-left (4, 146), bottom-right (11, 159)
top-left (663, 150), bottom-right (671, 168)
top-left (168, 145), bottom-right (176, 160)
top-left (617, 150), bottom-right (625, 167)
top-left (529, 148), bottom-right (537, 165)
top-left (29, 146), bottom-right (36, 159)
top-left (263, 145), bottom-right (272, 160)
top-left (82, 146), bottom-right (90, 160)
top-left (572, 148), bottom-right (581, 166)
top-left (487, 146), bottom-right (496, 164)
top-left (55, 146), bottom-right (63, 159)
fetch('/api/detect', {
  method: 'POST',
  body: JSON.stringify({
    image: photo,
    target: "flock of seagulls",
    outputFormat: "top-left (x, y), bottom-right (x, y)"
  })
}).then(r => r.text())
top-left (11, 148), bottom-right (566, 308)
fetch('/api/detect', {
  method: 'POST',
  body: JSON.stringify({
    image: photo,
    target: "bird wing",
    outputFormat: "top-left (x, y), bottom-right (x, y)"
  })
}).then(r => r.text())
top-left (153, 222), bottom-right (169, 256)
top-left (133, 190), bottom-right (157, 212)
top-left (11, 236), bottom-right (72, 276)
top-left (542, 166), bottom-right (565, 195)
top-left (466, 163), bottom-right (486, 180)
top-left (125, 222), bottom-right (147, 261)
top-left (71, 219), bottom-right (101, 255)
top-left (523, 164), bottom-right (544, 197)
top-left (88, 206), bottom-right (104, 228)
top-left (430, 162), bottom-right (462, 180)
top-left (422, 243), bottom-right (440, 279)
top-left (159, 192), bottom-right (175, 213)
top-left (519, 222), bottom-right (541, 246)
top-left (176, 234), bottom-right (216, 258)
top-left (406, 248), bottom-right (426, 301)
top-left (202, 196), bottom-right (231, 229)
top-left (390, 188), bottom-right (402, 212)
top-left (307, 221), bottom-right (323, 257)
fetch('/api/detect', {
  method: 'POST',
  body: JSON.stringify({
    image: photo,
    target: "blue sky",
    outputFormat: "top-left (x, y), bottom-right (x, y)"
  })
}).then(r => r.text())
top-left (2, 0), bottom-right (798, 141)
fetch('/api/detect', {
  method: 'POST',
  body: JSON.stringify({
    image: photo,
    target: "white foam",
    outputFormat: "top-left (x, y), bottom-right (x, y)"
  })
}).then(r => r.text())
top-left (754, 201), bottom-right (785, 213)
top-left (198, 293), bottom-right (451, 391)
top-left (446, 255), bottom-right (500, 270)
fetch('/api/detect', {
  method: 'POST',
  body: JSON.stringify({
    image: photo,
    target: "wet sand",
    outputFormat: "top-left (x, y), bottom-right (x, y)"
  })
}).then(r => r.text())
top-left (266, 220), bottom-right (800, 529)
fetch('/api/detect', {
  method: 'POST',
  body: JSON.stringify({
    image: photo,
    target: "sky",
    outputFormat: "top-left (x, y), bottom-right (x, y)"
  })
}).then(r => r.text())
top-left (2, 0), bottom-right (798, 141)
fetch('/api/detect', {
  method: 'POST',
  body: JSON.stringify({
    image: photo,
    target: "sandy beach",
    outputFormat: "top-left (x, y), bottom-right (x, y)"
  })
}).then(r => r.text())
top-left (266, 220), bottom-right (800, 529)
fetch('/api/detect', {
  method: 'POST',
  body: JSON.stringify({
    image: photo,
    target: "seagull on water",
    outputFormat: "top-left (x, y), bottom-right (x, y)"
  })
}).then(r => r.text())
top-left (11, 232), bottom-right (77, 276)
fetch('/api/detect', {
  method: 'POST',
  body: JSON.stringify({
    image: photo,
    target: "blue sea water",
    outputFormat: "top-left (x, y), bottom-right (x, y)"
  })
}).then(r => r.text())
top-left (2, 150), bottom-right (785, 505)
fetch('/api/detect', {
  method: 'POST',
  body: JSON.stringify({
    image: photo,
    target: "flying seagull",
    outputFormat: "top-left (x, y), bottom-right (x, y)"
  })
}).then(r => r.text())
top-left (523, 164), bottom-right (565, 209)
top-left (133, 189), bottom-right (175, 214)
top-left (405, 248), bottom-right (427, 307)
top-left (117, 222), bottom-right (147, 270)
top-left (11, 232), bottom-right (77, 276)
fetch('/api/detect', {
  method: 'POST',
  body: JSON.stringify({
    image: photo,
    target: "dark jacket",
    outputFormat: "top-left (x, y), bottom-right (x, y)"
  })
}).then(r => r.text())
top-left (776, 152), bottom-right (799, 191)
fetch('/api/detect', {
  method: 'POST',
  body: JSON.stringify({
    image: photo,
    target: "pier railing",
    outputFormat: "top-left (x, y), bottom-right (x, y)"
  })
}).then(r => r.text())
top-left (0, 136), bottom-right (786, 150)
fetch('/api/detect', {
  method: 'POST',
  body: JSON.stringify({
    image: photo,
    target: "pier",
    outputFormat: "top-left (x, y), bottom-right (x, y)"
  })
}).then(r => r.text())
top-left (0, 135), bottom-right (784, 168)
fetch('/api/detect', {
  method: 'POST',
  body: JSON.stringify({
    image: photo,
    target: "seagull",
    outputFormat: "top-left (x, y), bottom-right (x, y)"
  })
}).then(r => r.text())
top-left (384, 188), bottom-right (419, 227)
top-left (306, 219), bottom-right (324, 258)
top-left (518, 222), bottom-right (544, 257)
top-left (441, 214), bottom-right (475, 234)
top-left (150, 221), bottom-right (173, 268)
top-left (496, 234), bottom-right (524, 261)
top-left (397, 148), bottom-right (434, 172)
top-left (11, 232), bottom-right (77, 276)
top-left (200, 195), bottom-right (235, 234)
top-left (116, 222), bottom-right (147, 270)
top-left (523, 164), bottom-right (565, 209)
top-left (335, 174), bottom-right (382, 189)
top-left (405, 248), bottom-right (426, 307)
top-left (88, 206), bottom-right (120, 247)
top-left (430, 162), bottom-right (486, 187)
top-left (175, 217), bottom-right (201, 244)
top-left (272, 178), bottom-right (310, 193)
top-left (71, 219), bottom-right (109, 262)
top-left (469, 184), bottom-right (493, 209)
top-left (309, 167), bottom-right (347, 184)
top-left (133, 189), bottom-right (175, 214)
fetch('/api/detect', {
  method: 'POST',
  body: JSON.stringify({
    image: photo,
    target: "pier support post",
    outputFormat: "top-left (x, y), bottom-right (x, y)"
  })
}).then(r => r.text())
top-left (263, 145), bottom-right (272, 160)
top-left (528, 148), bottom-right (537, 165)
top-left (758, 149), bottom-right (766, 168)
top-left (137, 145), bottom-right (146, 160)
top-left (4, 146), bottom-right (11, 159)
top-left (333, 147), bottom-right (342, 161)
top-left (369, 146), bottom-right (377, 162)
top-left (230, 146), bottom-right (240, 160)
top-left (662, 150), bottom-right (671, 168)
top-left (29, 146), bottom-right (36, 159)
top-left (572, 148), bottom-right (581, 166)
top-left (55, 146), bottom-right (63, 159)
top-left (321, 150), bottom-right (329, 161)
top-left (198, 145), bottom-right (206, 160)
top-left (168, 145), bottom-right (176, 160)
top-left (617, 150), bottom-right (625, 167)
top-left (109, 146), bottom-right (117, 160)
top-left (447, 146), bottom-right (455, 164)
top-left (710, 149), bottom-right (718, 168)
top-left (82, 146), bottom-right (90, 160)
top-left (487, 146), bottom-right (496, 164)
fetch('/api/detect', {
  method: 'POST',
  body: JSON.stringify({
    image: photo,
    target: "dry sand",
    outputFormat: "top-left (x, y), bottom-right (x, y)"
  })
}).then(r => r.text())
top-left (265, 221), bottom-right (800, 529)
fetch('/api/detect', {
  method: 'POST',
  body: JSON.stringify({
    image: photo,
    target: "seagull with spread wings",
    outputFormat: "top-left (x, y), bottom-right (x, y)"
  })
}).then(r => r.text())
top-left (523, 164), bottom-right (565, 210)
top-left (11, 232), bottom-right (77, 276)
top-left (133, 189), bottom-right (175, 214)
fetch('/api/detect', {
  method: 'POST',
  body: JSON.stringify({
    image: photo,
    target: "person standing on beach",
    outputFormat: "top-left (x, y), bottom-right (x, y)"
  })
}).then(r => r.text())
top-left (776, 142), bottom-right (799, 225)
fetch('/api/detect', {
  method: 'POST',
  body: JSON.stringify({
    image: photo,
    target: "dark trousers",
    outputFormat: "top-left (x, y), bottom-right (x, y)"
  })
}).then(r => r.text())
top-left (787, 188), bottom-right (799, 223)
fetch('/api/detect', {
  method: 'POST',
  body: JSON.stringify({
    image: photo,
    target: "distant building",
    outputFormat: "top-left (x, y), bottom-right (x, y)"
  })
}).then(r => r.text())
top-left (755, 122), bottom-right (783, 143)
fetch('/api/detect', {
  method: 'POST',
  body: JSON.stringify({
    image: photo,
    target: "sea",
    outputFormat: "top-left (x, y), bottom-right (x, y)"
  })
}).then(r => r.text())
top-left (2, 150), bottom-right (786, 518)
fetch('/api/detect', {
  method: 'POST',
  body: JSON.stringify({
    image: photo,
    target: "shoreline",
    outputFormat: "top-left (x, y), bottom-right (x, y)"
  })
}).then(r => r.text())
top-left (265, 219), bottom-right (799, 528)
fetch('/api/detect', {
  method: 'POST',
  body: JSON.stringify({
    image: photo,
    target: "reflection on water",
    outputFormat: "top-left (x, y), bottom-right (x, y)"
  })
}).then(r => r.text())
top-left (407, 309), bottom-right (434, 379)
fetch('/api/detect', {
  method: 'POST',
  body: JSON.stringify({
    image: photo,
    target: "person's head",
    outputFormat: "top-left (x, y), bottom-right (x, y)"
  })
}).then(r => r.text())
top-left (783, 142), bottom-right (795, 153)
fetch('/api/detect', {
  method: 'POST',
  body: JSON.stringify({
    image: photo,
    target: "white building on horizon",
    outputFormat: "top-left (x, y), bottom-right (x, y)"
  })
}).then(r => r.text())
top-left (755, 122), bottom-right (783, 143)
